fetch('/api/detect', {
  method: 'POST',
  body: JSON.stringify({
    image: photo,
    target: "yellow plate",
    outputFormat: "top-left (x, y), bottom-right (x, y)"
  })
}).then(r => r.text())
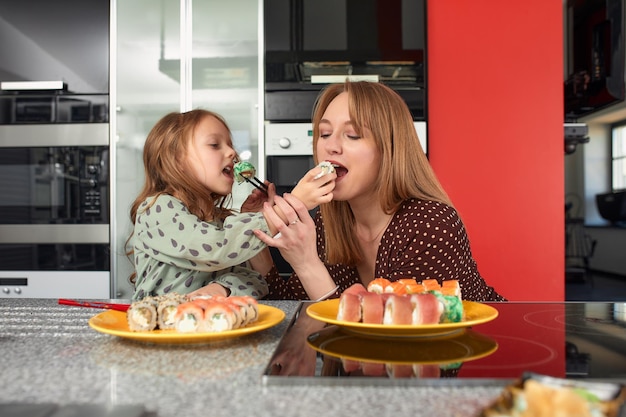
top-left (306, 299), bottom-right (498, 337)
top-left (89, 304), bottom-right (285, 344)
top-left (307, 326), bottom-right (498, 365)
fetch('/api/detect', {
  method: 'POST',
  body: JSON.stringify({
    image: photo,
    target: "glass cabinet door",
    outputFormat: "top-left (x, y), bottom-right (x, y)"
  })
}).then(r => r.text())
top-left (113, 0), bottom-right (261, 297)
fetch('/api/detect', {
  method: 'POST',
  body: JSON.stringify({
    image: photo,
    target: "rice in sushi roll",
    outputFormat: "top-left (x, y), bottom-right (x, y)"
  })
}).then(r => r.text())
top-left (200, 301), bottom-right (239, 332)
top-left (313, 160), bottom-right (336, 179)
top-left (156, 293), bottom-right (186, 330)
top-left (127, 297), bottom-right (159, 331)
top-left (174, 301), bottom-right (205, 333)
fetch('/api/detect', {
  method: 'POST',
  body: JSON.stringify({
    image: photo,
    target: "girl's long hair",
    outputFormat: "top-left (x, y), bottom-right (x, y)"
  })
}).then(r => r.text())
top-left (125, 109), bottom-right (235, 284)
top-left (313, 81), bottom-right (453, 265)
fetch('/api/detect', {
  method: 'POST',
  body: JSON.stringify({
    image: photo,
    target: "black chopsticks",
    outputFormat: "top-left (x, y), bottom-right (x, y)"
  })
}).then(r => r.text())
top-left (244, 176), bottom-right (268, 193)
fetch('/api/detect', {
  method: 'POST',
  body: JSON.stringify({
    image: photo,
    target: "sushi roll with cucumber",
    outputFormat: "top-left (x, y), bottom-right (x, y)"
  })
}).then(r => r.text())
top-left (156, 293), bottom-right (186, 330)
top-left (127, 296), bottom-right (159, 331)
top-left (174, 301), bottom-right (205, 333)
top-left (233, 161), bottom-right (257, 184)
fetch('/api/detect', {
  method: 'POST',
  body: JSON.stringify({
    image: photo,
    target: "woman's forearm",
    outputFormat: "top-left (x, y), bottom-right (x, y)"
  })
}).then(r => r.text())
top-left (292, 259), bottom-right (338, 300)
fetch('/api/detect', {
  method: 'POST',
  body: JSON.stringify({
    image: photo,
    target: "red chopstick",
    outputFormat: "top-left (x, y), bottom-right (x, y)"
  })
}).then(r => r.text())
top-left (58, 299), bottom-right (130, 312)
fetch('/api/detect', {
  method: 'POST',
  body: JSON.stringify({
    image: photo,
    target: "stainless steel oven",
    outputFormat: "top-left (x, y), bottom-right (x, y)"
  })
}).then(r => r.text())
top-left (0, 124), bottom-right (110, 298)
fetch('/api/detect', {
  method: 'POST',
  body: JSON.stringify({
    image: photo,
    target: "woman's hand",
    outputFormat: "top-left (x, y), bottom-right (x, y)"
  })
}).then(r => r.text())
top-left (255, 194), bottom-right (337, 300)
top-left (241, 181), bottom-right (276, 213)
top-left (256, 194), bottom-right (318, 269)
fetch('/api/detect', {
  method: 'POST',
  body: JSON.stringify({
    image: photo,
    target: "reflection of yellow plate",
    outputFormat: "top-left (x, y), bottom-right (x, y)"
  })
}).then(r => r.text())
top-left (306, 299), bottom-right (498, 337)
top-left (307, 326), bottom-right (498, 365)
top-left (88, 305), bottom-right (285, 344)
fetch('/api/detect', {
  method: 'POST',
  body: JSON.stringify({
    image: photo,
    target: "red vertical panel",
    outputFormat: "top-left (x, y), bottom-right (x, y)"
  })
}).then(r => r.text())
top-left (427, 0), bottom-right (564, 301)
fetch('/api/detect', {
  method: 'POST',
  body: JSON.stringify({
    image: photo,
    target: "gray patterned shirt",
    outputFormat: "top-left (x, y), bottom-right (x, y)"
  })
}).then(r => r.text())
top-left (132, 194), bottom-right (270, 300)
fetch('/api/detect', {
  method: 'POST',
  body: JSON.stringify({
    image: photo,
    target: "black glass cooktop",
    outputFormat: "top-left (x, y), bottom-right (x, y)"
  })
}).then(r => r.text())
top-left (263, 301), bottom-right (626, 386)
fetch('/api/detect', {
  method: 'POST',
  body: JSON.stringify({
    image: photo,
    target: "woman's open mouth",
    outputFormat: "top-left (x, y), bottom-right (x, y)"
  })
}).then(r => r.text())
top-left (329, 162), bottom-right (347, 179)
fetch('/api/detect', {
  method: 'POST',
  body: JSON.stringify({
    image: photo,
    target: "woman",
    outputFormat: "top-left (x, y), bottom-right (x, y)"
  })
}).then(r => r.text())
top-left (255, 81), bottom-right (505, 302)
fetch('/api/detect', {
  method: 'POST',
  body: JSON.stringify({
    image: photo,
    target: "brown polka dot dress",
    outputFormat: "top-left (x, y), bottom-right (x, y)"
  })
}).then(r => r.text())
top-left (264, 199), bottom-right (506, 302)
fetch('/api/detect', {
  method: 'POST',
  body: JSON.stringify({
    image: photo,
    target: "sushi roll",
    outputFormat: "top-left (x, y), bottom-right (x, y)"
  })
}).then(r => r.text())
top-left (409, 293), bottom-right (444, 325)
top-left (359, 292), bottom-right (384, 324)
top-left (233, 161), bottom-right (257, 183)
top-left (430, 292), bottom-right (464, 323)
top-left (383, 294), bottom-right (413, 325)
top-left (156, 293), bottom-right (186, 330)
top-left (413, 364), bottom-right (441, 378)
top-left (226, 296), bottom-right (258, 326)
top-left (174, 301), bottom-right (205, 333)
top-left (360, 361), bottom-right (386, 376)
top-left (313, 160), bottom-right (336, 179)
top-left (367, 277), bottom-right (391, 294)
top-left (386, 363), bottom-right (414, 378)
top-left (385, 281), bottom-right (408, 295)
top-left (341, 358), bottom-right (361, 373)
top-left (420, 279), bottom-right (441, 291)
top-left (405, 282), bottom-right (427, 294)
top-left (344, 283), bottom-right (367, 296)
top-left (200, 300), bottom-right (238, 332)
top-left (337, 292), bottom-right (362, 322)
top-left (441, 280), bottom-right (462, 299)
top-left (127, 297), bottom-right (158, 331)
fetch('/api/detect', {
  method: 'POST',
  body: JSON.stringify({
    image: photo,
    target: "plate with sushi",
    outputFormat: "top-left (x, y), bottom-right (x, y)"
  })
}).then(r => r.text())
top-left (89, 303), bottom-right (285, 344)
top-left (306, 298), bottom-right (498, 338)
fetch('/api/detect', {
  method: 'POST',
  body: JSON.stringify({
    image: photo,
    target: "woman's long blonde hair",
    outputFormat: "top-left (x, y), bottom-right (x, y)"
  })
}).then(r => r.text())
top-left (125, 109), bottom-right (236, 283)
top-left (313, 81), bottom-right (452, 265)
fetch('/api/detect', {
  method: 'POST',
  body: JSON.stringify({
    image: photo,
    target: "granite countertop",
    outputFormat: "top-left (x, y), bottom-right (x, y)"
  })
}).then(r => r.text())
top-left (0, 299), bottom-right (503, 417)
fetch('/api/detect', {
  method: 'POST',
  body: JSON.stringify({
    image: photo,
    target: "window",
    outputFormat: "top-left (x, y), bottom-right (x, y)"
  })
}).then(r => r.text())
top-left (612, 122), bottom-right (626, 191)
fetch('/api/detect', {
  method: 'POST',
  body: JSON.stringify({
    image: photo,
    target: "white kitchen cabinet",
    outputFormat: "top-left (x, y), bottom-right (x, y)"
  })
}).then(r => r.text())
top-left (112, 0), bottom-right (262, 297)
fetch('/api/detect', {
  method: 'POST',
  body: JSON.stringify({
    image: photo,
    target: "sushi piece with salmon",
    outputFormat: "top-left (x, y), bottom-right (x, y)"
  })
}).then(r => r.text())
top-left (337, 292), bottom-right (362, 322)
top-left (383, 294), bottom-right (413, 325)
top-left (359, 292), bottom-right (384, 324)
top-left (420, 279), bottom-right (441, 291)
top-left (367, 277), bottom-right (391, 294)
top-left (441, 280), bottom-right (462, 299)
top-left (409, 293), bottom-right (444, 325)
top-left (174, 301), bottom-right (205, 333)
top-left (226, 295), bottom-right (259, 326)
top-left (199, 300), bottom-right (239, 332)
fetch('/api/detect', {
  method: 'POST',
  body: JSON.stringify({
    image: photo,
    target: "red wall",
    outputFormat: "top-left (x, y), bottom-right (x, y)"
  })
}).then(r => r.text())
top-left (427, 0), bottom-right (564, 300)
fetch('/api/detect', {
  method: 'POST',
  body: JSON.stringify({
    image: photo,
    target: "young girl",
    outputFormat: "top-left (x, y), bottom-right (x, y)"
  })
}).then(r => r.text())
top-left (127, 109), bottom-right (334, 300)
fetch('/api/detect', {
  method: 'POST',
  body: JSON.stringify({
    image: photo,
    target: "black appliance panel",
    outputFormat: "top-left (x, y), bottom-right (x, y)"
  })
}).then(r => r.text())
top-left (0, 146), bottom-right (109, 224)
top-left (264, 0), bottom-right (426, 122)
top-left (0, 243), bottom-right (109, 271)
top-left (565, 0), bottom-right (625, 118)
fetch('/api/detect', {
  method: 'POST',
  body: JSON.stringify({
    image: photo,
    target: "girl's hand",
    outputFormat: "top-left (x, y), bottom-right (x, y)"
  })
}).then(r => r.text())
top-left (187, 282), bottom-right (230, 298)
top-left (241, 181), bottom-right (276, 213)
top-left (290, 165), bottom-right (336, 210)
